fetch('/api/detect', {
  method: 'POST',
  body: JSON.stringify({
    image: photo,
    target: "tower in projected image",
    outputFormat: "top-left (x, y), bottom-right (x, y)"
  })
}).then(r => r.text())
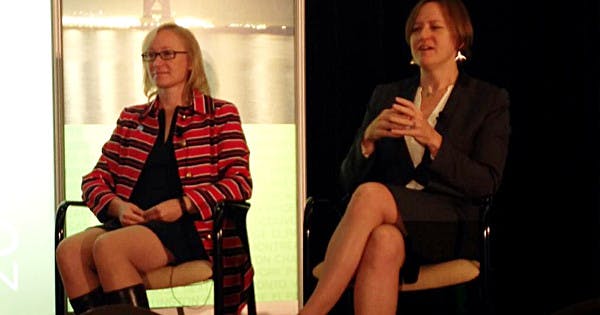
top-left (141, 0), bottom-right (173, 26)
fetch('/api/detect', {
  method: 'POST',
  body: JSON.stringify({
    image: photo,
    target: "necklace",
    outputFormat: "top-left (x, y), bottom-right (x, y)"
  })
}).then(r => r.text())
top-left (424, 85), bottom-right (435, 97)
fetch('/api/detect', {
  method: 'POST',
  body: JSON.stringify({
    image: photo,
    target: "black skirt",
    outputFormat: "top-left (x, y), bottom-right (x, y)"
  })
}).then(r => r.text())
top-left (96, 214), bottom-right (208, 265)
top-left (384, 184), bottom-right (480, 283)
top-left (95, 109), bottom-right (208, 265)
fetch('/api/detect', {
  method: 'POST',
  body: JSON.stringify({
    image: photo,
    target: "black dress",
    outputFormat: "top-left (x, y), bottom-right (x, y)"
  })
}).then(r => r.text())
top-left (98, 109), bottom-right (208, 264)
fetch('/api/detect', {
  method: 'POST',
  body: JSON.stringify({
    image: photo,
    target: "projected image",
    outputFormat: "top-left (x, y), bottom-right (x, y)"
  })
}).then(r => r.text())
top-left (60, 0), bottom-right (297, 310)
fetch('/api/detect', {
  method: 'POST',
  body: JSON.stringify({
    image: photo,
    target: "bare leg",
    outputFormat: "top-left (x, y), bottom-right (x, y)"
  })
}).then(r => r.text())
top-left (354, 224), bottom-right (405, 315)
top-left (93, 225), bottom-right (174, 291)
top-left (301, 182), bottom-right (399, 315)
top-left (56, 228), bottom-right (107, 298)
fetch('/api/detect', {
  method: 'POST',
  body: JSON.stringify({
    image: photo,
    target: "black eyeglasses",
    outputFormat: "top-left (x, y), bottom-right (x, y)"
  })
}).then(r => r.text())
top-left (141, 50), bottom-right (188, 61)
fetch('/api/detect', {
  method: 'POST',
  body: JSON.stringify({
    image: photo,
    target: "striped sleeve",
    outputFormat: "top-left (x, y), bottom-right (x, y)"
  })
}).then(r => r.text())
top-left (81, 120), bottom-right (124, 220)
top-left (184, 102), bottom-right (252, 220)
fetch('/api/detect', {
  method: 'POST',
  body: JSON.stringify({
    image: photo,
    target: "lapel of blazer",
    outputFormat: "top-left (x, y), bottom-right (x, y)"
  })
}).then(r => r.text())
top-left (395, 78), bottom-right (420, 171)
top-left (376, 74), bottom-right (472, 175)
top-left (434, 72), bottom-right (470, 136)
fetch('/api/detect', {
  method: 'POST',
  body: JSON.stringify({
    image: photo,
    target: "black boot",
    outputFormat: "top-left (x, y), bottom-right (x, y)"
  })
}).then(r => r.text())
top-left (105, 283), bottom-right (150, 309)
top-left (69, 286), bottom-right (105, 315)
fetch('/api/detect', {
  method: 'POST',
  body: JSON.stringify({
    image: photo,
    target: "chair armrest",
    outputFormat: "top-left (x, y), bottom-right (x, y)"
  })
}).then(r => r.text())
top-left (213, 200), bottom-right (251, 253)
top-left (55, 200), bottom-right (88, 249)
top-left (55, 200), bottom-right (87, 315)
top-left (476, 195), bottom-right (495, 307)
top-left (54, 199), bottom-right (251, 261)
top-left (303, 196), bottom-right (344, 235)
top-left (302, 196), bottom-right (345, 302)
top-left (303, 197), bottom-right (342, 262)
top-left (55, 200), bottom-right (251, 248)
top-left (213, 200), bottom-right (252, 314)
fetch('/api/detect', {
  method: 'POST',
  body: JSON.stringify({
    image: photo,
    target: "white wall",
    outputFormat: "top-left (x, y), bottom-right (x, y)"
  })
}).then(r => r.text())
top-left (0, 1), bottom-right (56, 314)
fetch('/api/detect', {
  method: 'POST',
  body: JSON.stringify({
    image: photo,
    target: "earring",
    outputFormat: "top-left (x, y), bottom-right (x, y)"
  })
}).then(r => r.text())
top-left (455, 50), bottom-right (467, 62)
top-left (409, 59), bottom-right (417, 65)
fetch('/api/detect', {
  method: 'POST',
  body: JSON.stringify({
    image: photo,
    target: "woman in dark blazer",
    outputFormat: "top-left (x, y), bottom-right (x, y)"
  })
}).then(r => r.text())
top-left (300, 0), bottom-right (510, 314)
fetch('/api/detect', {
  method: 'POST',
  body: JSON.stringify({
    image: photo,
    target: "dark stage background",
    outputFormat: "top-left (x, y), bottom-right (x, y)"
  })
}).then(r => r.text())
top-left (304, 0), bottom-right (599, 314)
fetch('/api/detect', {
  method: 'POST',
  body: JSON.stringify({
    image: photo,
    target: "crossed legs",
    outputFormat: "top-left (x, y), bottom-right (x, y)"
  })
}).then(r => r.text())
top-left (301, 182), bottom-right (407, 315)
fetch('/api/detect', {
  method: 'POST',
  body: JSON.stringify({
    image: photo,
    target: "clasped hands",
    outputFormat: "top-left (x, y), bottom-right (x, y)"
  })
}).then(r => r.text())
top-left (362, 97), bottom-right (442, 157)
top-left (110, 198), bottom-right (183, 226)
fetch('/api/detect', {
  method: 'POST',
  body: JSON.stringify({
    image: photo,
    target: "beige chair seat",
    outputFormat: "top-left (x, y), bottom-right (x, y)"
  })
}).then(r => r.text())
top-left (142, 260), bottom-right (213, 289)
top-left (312, 259), bottom-right (480, 292)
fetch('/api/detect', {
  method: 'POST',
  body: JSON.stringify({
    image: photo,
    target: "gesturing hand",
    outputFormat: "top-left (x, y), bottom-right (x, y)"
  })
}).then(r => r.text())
top-left (362, 97), bottom-right (442, 157)
top-left (364, 101), bottom-right (414, 143)
top-left (361, 98), bottom-right (414, 156)
top-left (389, 97), bottom-right (442, 156)
top-left (143, 198), bottom-right (183, 223)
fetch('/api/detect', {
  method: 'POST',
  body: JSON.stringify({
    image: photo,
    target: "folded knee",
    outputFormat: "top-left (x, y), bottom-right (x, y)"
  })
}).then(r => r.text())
top-left (92, 233), bottom-right (119, 262)
top-left (56, 238), bottom-right (78, 266)
top-left (363, 225), bottom-right (405, 266)
top-left (352, 182), bottom-right (390, 202)
top-left (349, 182), bottom-right (396, 218)
top-left (57, 237), bottom-right (94, 269)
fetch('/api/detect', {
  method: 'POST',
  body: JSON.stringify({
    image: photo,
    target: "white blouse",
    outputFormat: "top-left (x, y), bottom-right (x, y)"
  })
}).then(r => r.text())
top-left (405, 85), bottom-right (454, 190)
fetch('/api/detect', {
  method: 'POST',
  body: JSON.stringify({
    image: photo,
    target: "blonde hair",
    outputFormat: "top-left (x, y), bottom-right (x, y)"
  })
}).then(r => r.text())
top-left (141, 23), bottom-right (211, 103)
top-left (404, 0), bottom-right (474, 58)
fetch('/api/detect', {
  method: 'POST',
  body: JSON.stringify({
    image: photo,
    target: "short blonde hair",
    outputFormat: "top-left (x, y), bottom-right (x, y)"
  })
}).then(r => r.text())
top-left (142, 23), bottom-right (211, 103)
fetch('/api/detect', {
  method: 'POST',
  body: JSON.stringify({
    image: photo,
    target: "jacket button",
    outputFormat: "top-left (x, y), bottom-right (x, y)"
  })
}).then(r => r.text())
top-left (186, 172), bottom-right (192, 178)
top-left (182, 114), bottom-right (187, 120)
top-left (179, 139), bottom-right (187, 147)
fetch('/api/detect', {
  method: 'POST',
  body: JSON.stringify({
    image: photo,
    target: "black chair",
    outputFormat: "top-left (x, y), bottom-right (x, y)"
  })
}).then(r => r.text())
top-left (55, 200), bottom-right (257, 315)
top-left (303, 195), bottom-right (496, 315)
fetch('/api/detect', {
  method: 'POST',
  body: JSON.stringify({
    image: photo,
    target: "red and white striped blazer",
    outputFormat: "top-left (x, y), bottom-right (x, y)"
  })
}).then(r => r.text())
top-left (82, 89), bottom-right (253, 314)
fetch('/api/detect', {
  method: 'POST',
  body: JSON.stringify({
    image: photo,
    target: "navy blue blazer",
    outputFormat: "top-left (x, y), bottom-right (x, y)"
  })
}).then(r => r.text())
top-left (340, 72), bottom-right (510, 206)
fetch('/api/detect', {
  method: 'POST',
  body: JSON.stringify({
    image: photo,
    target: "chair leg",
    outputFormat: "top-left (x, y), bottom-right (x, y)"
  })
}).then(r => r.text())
top-left (176, 306), bottom-right (185, 315)
top-left (247, 283), bottom-right (257, 315)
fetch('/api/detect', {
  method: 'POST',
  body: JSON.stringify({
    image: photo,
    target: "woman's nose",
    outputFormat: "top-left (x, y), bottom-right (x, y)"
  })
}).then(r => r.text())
top-left (152, 58), bottom-right (163, 66)
top-left (418, 26), bottom-right (432, 38)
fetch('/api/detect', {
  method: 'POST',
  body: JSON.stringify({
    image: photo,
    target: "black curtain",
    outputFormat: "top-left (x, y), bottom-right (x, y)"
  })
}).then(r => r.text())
top-left (305, 0), bottom-right (599, 313)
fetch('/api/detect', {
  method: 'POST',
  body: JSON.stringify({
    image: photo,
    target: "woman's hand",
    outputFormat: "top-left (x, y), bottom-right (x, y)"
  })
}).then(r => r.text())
top-left (364, 102), bottom-right (413, 142)
top-left (108, 198), bottom-right (146, 226)
top-left (390, 97), bottom-right (442, 156)
top-left (362, 97), bottom-right (442, 157)
top-left (143, 199), bottom-right (183, 223)
top-left (361, 99), bottom-right (415, 156)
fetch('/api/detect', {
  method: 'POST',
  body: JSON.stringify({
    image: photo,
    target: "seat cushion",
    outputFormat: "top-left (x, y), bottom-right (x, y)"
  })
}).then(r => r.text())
top-left (312, 259), bottom-right (480, 292)
top-left (399, 259), bottom-right (480, 291)
top-left (142, 260), bottom-right (213, 289)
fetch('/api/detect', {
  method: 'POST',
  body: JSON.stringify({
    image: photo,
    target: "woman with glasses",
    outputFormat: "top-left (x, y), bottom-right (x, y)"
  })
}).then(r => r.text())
top-left (56, 23), bottom-right (253, 314)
